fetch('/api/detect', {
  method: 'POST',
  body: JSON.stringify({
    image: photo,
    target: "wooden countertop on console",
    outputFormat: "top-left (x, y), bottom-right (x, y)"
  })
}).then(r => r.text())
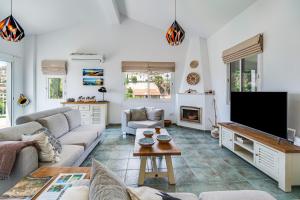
top-left (219, 122), bottom-right (300, 153)
top-left (61, 101), bottom-right (109, 104)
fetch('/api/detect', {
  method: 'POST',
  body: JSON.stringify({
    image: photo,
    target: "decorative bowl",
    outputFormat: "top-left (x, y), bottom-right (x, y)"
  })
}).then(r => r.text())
top-left (138, 138), bottom-right (155, 147)
top-left (143, 130), bottom-right (154, 138)
top-left (157, 135), bottom-right (172, 144)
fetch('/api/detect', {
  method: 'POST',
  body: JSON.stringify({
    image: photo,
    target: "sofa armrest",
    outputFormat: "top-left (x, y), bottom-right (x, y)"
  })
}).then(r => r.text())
top-left (121, 110), bottom-right (130, 131)
top-left (12, 146), bottom-right (39, 178)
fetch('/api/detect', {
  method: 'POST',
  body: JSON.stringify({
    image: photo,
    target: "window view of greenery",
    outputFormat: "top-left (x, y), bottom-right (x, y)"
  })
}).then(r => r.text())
top-left (230, 55), bottom-right (257, 92)
top-left (0, 65), bottom-right (7, 118)
top-left (124, 72), bottom-right (172, 99)
top-left (48, 78), bottom-right (63, 99)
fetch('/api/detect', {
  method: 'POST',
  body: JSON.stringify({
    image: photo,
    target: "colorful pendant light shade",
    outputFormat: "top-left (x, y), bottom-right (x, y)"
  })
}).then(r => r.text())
top-left (166, 0), bottom-right (185, 46)
top-left (0, 15), bottom-right (25, 42)
top-left (0, 0), bottom-right (25, 42)
top-left (166, 20), bottom-right (185, 46)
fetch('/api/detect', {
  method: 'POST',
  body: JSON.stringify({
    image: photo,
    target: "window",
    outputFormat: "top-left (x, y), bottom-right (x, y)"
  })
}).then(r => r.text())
top-left (124, 71), bottom-right (172, 100)
top-left (47, 77), bottom-right (64, 99)
top-left (227, 54), bottom-right (261, 103)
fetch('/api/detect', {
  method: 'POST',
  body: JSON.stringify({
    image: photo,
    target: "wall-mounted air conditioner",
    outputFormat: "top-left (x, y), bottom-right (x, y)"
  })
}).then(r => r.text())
top-left (70, 53), bottom-right (104, 63)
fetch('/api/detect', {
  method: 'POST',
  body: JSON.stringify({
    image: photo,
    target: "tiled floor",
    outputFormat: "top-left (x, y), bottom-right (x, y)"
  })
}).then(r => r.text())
top-left (82, 125), bottom-right (300, 200)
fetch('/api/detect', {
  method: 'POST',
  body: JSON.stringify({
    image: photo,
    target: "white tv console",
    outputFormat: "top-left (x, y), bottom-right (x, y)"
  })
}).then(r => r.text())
top-left (219, 123), bottom-right (300, 192)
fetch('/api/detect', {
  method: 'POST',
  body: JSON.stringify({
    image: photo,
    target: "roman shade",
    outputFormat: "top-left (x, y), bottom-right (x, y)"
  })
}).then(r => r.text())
top-left (122, 61), bottom-right (175, 72)
top-left (41, 60), bottom-right (67, 75)
top-left (222, 34), bottom-right (263, 64)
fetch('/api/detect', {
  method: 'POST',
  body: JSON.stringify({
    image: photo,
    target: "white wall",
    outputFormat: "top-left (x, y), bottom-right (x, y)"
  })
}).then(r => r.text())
top-left (207, 0), bottom-right (300, 134)
top-left (0, 39), bottom-right (25, 124)
top-left (35, 19), bottom-right (187, 123)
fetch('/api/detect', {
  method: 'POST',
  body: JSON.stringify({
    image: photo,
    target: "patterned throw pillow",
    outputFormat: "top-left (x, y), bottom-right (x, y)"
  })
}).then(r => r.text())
top-left (130, 108), bottom-right (147, 121)
top-left (89, 159), bottom-right (130, 200)
top-left (127, 186), bottom-right (199, 200)
top-left (22, 128), bottom-right (61, 162)
top-left (39, 128), bottom-right (62, 153)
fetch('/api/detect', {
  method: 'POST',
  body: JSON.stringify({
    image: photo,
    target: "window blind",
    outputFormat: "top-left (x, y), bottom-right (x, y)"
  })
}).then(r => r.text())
top-left (41, 60), bottom-right (67, 75)
top-left (122, 61), bottom-right (175, 72)
top-left (222, 34), bottom-right (263, 64)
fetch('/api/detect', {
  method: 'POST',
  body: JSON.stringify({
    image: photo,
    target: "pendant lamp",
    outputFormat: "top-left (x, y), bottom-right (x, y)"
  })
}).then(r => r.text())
top-left (0, 0), bottom-right (25, 42)
top-left (166, 0), bottom-right (185, 46)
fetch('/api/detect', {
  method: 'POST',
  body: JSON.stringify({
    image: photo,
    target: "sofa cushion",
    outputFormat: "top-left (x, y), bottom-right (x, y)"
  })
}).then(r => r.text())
top-left (0, 122), bottom-right (43, 141)
top-left (64, 110), bottom-right (81, 130)
top-left (130, 108), bottom-right (147, 121)
top-left (59, 125), bottom-right (100, 149)
top-left (89, 159), bottom-right (130, 200)
top-left (128, 121), bottom-right (161, 129)
top-left (199, 190), bottom-right (276, 200)
top-left (37, 113), bottom-right (69, 138)
top-left (147, 109), bottom-right (163, 121)
top-left (39, 145), bottom-right (84, 167)
top-left (127, 186), bottom-right (198, 200)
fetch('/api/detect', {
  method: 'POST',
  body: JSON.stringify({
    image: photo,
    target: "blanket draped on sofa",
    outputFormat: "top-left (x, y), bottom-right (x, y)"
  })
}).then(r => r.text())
top-left (0, 141), bottom-right (38, 179)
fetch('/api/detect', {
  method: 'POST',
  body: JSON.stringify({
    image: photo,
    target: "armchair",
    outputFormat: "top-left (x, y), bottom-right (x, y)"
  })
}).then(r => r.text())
top-left (122, 107), bottom-right (164, 135)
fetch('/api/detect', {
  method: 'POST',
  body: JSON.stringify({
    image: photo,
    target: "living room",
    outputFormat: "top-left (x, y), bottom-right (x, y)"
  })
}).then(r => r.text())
top-left (0, 0), bottom-right (299, 199)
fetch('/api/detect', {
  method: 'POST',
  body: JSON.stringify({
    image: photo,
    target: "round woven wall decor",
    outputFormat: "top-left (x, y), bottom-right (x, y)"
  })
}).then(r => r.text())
top-left (190, 60), bottom-right (199, 68)
top-left (186, 72), bottom-right (200, 85)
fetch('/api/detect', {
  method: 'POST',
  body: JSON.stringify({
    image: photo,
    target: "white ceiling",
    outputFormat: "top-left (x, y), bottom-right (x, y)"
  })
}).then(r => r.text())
top-left (117, 0), bottom-right (257, 37)
top-left (0, 0), bottom-right (257, 37)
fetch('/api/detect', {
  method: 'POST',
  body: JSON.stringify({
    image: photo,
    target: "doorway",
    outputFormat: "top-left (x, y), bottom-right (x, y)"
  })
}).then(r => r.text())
top-left (0, 61), bottom-right (12, 128)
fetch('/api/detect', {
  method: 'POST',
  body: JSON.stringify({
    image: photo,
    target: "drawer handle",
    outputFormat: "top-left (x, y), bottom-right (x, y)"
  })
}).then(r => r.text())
top-left (255, 154), bottom-right (259, 156)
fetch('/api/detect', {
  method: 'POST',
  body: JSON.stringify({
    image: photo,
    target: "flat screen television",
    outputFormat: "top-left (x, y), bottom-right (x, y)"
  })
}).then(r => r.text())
top-left (230, 92), bottom-right (287, 139)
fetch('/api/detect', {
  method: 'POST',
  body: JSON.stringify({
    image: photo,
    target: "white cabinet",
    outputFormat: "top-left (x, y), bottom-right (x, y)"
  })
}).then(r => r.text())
top-left (221, 128), bottom-right (234, 151)
top-left (254, 143), bottom-right (279, 180)
top-left (62, 102), bottom-right (108, 129)
top-left (219, 123), bottom-right (300, 192)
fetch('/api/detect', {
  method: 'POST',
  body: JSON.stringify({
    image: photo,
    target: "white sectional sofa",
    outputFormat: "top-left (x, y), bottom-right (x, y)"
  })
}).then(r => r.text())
top-left (0, 107), bottom-right (104, 194)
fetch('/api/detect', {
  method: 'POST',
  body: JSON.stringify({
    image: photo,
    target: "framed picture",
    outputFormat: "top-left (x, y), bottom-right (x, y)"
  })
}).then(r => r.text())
top-left (82, 68), bottom-right (103, 76)
top-left (83, 77), bottom-right (104, 86)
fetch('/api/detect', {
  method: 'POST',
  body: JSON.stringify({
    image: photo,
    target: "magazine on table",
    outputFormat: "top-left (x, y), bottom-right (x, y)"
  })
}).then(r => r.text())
top-left (36, 173), bottom-right (86, 200)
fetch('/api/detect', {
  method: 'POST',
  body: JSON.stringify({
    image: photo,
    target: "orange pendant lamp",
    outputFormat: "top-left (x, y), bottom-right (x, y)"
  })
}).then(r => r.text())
top-left (0, 0), bottom-right (25, 42)
top-left (166, 0), bottom-right (185, 46)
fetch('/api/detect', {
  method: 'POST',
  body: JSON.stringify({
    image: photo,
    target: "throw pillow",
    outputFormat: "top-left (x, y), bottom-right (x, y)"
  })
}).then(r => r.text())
top-left (39, 128), bottom-right (62, 153)
top-left (64, 110), bottom-right (81, 130)
top-left (89, 159), bottom-right (130, 200)
top-left (22, 128), bottom-right (61, 162)
top-left (130, 108), bottom-right (147, 121)
top-left (147, 109), bottom-right (163, 121)
top-left (127, 186), bottom-right (199, 200)
top-left (60, 186), bottom-right (89, 200)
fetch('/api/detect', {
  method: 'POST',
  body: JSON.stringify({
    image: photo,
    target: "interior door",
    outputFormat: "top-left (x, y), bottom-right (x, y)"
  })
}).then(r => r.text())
top-left (0, 61), bottom-right (12, 128)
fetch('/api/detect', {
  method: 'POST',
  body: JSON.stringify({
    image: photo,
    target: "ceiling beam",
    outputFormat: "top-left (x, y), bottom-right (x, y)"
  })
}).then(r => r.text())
top-left (98, 0), bottom-right (121, 25)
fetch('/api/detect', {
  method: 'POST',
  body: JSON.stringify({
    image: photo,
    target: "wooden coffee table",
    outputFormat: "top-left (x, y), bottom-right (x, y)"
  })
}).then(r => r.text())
top-left (30, 167), bottom-right (90, 199)
top-left (133, 128), bottom-right (181, 185)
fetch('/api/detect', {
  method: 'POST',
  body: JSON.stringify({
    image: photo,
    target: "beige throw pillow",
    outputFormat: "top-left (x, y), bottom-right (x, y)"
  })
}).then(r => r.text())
top-left (89, 159), bottom-right (130, 200)
top-left (127, 186), bottom-right (199, 200)
top-left (22, 131), bottom-right (60, 162)
top-left (130, 108), bottom-right (147, 121)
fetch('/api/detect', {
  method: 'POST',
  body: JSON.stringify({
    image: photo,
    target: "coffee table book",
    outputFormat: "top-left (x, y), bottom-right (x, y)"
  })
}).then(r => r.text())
top-left (0, 176), bottom-right (53, 199)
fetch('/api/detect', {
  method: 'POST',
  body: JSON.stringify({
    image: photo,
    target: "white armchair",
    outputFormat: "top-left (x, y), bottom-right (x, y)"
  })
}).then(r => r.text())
top-left (122, 107), bottom-right (164, 135)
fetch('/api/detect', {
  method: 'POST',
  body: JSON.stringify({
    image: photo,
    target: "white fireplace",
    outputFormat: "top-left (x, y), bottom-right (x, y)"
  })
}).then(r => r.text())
top-left (176, 93), bottom-right (213, 130)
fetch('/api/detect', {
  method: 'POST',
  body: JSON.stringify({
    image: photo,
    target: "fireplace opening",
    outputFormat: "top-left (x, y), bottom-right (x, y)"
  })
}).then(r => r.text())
top-left (180, 106), bottom-right (202, 123)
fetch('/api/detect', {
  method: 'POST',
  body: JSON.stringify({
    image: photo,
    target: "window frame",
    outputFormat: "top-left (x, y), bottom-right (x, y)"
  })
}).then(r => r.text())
top-left (123, 71), bottom-right (175, 102)
top-left (226, 54), bottom-right (263, 104)
top-left (46, 75), bottom-right (66, 101)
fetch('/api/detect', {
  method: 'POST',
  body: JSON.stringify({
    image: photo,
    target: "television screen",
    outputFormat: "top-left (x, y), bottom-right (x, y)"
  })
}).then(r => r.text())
top-left (230, 92), bottom-right (287, 139)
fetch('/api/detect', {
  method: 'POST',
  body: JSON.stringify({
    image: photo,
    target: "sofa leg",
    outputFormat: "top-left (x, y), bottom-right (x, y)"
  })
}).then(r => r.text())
top-left (122, 131), bottom-right (127, 139)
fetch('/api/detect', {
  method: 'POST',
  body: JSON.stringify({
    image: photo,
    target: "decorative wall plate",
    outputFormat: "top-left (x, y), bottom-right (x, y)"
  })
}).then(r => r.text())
top-left (190, 60), bottom-right (199, 68)
top-left (186, 72), bottom-right (200, 85)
